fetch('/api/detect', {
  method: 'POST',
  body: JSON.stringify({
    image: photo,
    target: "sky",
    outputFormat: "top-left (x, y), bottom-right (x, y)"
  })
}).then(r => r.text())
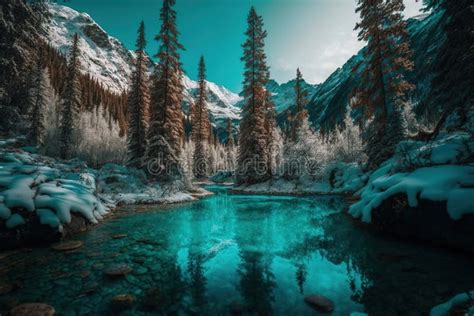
top-left (64, 0), bottom-right (424, 93)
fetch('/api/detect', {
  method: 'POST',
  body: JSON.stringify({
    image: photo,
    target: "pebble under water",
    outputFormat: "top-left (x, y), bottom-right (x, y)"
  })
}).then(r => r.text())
top-left (1, 185), bottom-right (474, 315)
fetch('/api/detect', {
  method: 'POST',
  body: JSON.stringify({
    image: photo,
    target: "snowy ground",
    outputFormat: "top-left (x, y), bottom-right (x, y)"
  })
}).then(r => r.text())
top-left (0, 139), bottom-right (197, 239)
top-left (232, 162), bottom-right (367, 196)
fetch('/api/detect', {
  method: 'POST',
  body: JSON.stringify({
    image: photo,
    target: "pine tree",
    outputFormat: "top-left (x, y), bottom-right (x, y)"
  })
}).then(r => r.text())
top-left (29, 48), bottom-right (51, 147)
top-left (192, 56), bottom-right (211, 179)
top-left (127, 21), bottom-right (150, 168)
top-left (422, 0), bottom-right (473, 135)
top-left (292, 68), bottom-right (309, 142)
top-left (145, 0), bottom-right (185, 182)
top-left (237, 7), bottom-right (273, 184)
top-left (354, 0), bottom-right (415, 169)
top-left (59, 33), bottom-right (82, 159)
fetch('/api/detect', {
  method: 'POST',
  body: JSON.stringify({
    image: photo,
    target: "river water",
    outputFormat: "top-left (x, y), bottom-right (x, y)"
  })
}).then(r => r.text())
top-left (0, 185), bottom-right (473, 315)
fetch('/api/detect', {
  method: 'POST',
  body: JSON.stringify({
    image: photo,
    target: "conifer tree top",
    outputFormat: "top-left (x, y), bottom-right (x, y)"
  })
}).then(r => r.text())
top-left (136, 21), bottom-right (147, 52)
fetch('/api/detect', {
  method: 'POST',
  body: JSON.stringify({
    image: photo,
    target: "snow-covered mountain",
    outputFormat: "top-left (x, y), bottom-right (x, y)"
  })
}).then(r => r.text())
top-left (302, 11), bottom-right (446, 131)
top-left (266, 79), bottom-right (319, 113)
top-left (44, 3), bottom-right (242, 125)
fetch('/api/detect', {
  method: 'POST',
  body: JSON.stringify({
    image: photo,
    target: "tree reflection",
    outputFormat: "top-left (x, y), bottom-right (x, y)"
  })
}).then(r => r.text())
top-left (295, 262), bottom-right (307, 294)
top-left (238, 250), bottom-right (276, 315)
top-left (188, 252), bottom-right (207, 313)
top-left (234, 200), bottom-right (277, 315)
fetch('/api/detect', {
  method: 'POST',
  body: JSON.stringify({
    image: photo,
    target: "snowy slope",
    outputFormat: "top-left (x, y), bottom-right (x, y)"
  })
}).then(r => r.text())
top-left (44, 3), bottom-right (242, 123)
top-left (266, 79), bottom-right (319, 113)
top-left (304, 11), bottom-right (446, 131)
top-left (46, 3), bottom-right (134, 94)
top-left (182, 76), bottom-right (241, 121)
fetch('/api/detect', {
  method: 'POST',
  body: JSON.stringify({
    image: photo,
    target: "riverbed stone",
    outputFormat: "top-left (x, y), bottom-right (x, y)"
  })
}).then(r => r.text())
top-left (111, 294), bottom-right (135, 310)
top-left (112, 233), bottom-right (128, 239)
top-left (79, 270), bottom-right (91, 278)
top-left (304, 295), bottom-right (335, 313)
top-left (105, 264), bottom-right (132, 277)
top-left (51, 240), bottom-right (83, 251)
top-left (0, 283), bottom-right (13, 295)
top-left (10, 303), bottom-right (55, 316)
top-left (82, 282), bottom-right (99, 295)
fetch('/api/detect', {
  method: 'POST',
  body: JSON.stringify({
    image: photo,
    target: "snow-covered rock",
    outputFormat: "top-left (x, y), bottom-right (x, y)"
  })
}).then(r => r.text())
top-left (349, 132), bottom-right (474, 223)
top-left (0, 149), bottom-right (112, 234)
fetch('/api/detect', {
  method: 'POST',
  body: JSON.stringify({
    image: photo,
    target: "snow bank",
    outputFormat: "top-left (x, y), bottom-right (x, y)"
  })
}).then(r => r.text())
top-left (430, 291), bottom-right (474, 316)
top-left (350, 165), bottom-right (474, 222)
top-left (350, 132), bottom-right (474, 223)
top-left (97, 164), bottom-right (195, 205)
top-left (107, 189), bottom-right (194, 205)
top-left (233, 162), bottom-right (366, 196)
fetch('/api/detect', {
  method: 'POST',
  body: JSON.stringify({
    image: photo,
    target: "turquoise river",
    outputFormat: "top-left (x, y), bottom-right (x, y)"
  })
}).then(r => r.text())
top-left (1, 185), bottom-right (474, 315)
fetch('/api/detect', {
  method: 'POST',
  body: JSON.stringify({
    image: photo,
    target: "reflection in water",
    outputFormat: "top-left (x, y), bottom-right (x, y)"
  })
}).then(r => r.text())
top-left (0, 185), bottom-right (473, 315)
top-left (238, 250), bottom-right (276, 315)
top-left (296, 263), bottom-right (307, 294)
top-left (188, 253), bottom-right (207, 312)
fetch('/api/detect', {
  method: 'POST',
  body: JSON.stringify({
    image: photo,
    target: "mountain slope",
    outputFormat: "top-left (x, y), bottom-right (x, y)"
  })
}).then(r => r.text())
top-left (267, 79), bottom-right (319, 113)
top-left (44, 3), bottom-right (242, 128)
top-left (302, 11), bottom-right (446, 131)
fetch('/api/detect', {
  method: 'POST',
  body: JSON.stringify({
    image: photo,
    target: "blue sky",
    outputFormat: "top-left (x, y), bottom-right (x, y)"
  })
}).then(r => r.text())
top-left (64, 0), bottom-right (423, 93)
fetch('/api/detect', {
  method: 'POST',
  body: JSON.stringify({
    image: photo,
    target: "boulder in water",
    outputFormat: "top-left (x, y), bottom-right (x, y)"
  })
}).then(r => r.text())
top-left (112, 233), bottom-right (128, 239)
top-left (51, 240), bottom-right (83, 251)
top-left (111, 294), bottom-right (135, 310)
top-left (10, 303), bottom-right (55, 316)
top-left (105, 264), bottom-right (132, 277)
top-left (0, 283), bottom-right (13, 295)
top-left (304, 295), bottom-right (335, 313)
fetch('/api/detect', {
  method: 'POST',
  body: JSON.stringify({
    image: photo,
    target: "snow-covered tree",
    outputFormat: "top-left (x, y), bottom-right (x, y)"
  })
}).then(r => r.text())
top-left (181, 139), bottom-right (195, 186)
top-left (59, 33), bottom-right (82, 160)
top-left (354, 0), bottom-right (415, 169)
top-left (127, 21), bottom-right (150, 169)
top-left (333, 110), bottom-right (366, 164)
top-left (75, 104), bottom-right (127, 167)
top-left (268, 126), bottom-right (284, 177)
top-left (237, 7), bottom-right (273, 184)
top-left (226, 119), bottom-right (236, 171)
top-left (28, 49), bottom-right (52, 147)
top-left (145, 0), bottom-right (185, 182)
top-left (283, 120), bottom-right (329, 180)
top-left (192, 56), bottom-right (211, 179)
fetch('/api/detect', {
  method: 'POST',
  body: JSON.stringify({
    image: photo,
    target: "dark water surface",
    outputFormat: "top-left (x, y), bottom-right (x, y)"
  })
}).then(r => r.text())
top-left (0, 185), bottom-right (473, 315)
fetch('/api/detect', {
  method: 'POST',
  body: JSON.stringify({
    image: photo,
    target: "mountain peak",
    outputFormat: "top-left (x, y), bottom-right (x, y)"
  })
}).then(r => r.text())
top-left (45, 3), bottom-right (242, 128)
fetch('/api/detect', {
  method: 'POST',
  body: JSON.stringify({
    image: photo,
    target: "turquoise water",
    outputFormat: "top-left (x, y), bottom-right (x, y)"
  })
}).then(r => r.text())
top-left (1, 185), bottom-right (474, 315)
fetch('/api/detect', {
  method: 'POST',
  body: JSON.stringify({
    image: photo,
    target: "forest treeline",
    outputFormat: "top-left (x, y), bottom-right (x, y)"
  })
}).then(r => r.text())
top-left (0, 0), bottom-right (472, 185)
